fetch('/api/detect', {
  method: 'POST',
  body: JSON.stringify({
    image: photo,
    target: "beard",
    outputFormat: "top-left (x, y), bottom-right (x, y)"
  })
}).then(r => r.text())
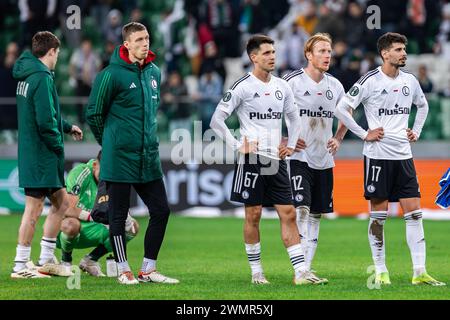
top-left (392, 60), bottom-right (406, 68)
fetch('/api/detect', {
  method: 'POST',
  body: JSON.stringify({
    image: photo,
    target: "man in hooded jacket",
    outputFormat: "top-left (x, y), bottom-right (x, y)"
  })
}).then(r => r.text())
top-left (11, 31), bottom-right (83, 278)
top-left (86, 22), bottom-right (178, 285)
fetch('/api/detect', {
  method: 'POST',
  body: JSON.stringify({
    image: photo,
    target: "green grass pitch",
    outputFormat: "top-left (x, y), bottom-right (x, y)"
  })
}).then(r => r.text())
top-left (0, 214), bottom-right (449, 300)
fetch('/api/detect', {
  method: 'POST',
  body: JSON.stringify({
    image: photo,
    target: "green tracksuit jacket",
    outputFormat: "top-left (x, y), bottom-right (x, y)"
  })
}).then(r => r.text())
top-left (13, 51), bottom-right (72, 188)
top-left (86, 46), bottom-right (163, 183)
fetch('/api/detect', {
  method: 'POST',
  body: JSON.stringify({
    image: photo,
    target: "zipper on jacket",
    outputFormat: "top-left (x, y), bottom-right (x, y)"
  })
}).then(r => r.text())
top-left (139, 69), bottom-right (145, 180)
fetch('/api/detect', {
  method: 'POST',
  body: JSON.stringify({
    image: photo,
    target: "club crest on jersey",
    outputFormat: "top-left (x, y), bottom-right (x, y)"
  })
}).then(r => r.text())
top-left (326, 90), bottom-right (333, 100)
top-left (349, 86), bottom-right (359, 96)
top-left (151, 79), bottom-right (157, 89)
top-left (275, 90), bottom-right (283, 100)
top-left (72, 185), bottom-right (81, 195)
top-left (295, 194), bottom-right (304, 202)
top-left (402, 86), bottom-right (410, 96)
top-left (367, 184), bottom-right (376, 193)
top-left (242, 190), bottom-right (249, 199)
top-left (222, 92), bottom-right (232, 102)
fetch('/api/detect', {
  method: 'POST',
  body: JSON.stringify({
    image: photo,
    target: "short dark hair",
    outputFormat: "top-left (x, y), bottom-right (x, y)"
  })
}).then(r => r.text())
top-left (246, 34), bottom-right (275, 58)
top-left (96, 150), bottom-right (102, 162)
top-left (377, 32), bottom-right (407, 60)
top-left (31, 31), bottom-right (60, 58)
top-left (122, 22), bottom-right (147, 41)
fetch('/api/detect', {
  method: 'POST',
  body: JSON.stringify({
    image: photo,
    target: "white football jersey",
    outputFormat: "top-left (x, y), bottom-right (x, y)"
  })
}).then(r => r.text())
top-left (217, 72), bottom-right (297, 159)
top-left (341, 66), bottom-right (427, 160)
top-left (284, 69), bottom-right (345, 169)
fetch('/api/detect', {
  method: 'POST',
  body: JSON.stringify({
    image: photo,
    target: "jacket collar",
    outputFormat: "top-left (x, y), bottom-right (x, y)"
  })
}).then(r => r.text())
top-left (119, 45), bottom-right (156, 69)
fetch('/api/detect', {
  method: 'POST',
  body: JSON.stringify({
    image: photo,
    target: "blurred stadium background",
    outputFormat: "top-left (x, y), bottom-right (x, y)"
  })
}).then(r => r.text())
top-left (0, 0), bottom-right (449, 217)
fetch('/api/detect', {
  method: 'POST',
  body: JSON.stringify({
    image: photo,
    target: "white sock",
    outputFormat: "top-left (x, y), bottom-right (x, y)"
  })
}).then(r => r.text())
top-left (368, 211), bottom-right (388, 274)
top-left (38, 237), bottom-right (57, 265)
top-left (117, 261), bottom-right (131, 274)
top-left (287, 243), bottom-right (306, 278)
top-left (13, 244), bottom-right (31, 272)
top-left (141, 258), bottom-right (157, 273)
top-left (404, 210), bottom-right (426, 277)
top-left (296, 206), bottom-right (309, 255)
top-left (305, 213), bottom-right (321, 271)
top-left (245, 243), bottom-right (263, 276)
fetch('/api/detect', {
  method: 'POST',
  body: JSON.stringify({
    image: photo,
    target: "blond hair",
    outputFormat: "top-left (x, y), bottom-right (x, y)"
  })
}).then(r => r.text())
top-left (304, 33), bottom-right (332, 60)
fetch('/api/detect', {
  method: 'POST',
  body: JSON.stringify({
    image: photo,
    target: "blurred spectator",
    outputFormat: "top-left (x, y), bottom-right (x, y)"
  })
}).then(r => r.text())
top-left (239, 0), bottom-right (267, 34)
top-left (295, 1), bottom-right (318, 35)
top-left (199, 0), bottom-right (241, 58)
top-left (0, 42), bottom-right (19, 130)
top-left (328, 40), bottom-right (347, 76)
top-left (436, 3), bottom-right (450, 60)
top-left (184, 15), bottom-right (202, 76)
top-left (161, 71), bottom-right (192, 134)
top-left (338, 52), bottom-right (362, 92)
top-left (101, 40), bottom-right (116, 68)
top-left (279, 24), bottom-right (309, 73)
top-left (159, 0), bottom-right (187, 74)
top-left (344, 1), bottom-right (366, 50)
top-left (103, 9), bottom-right (123, 46)
top-left (197, 66), bottom-right (223, 133)
top-left (314, 3), bottom-right (346, 41)
top-left (406, 0), bottom-right (427, 53)
top-left (90, 0), bottom-right (113, 34)
top-left (324, 0), bottom-right (346, 14)
top-left (69, 39), bottom-right (102, 123)
top-left (18, 0), bottom-right (57, 49)
top-left (199, 39), bottom-right (226, 81)
top-left (417, 64), bottom-right (434, 93)
top-left (129, 7), bottom-right (150, 26)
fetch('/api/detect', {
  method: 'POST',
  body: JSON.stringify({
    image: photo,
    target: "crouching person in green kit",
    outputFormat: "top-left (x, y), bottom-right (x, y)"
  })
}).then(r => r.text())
top-left (56, 150), bottom-right (139, 276)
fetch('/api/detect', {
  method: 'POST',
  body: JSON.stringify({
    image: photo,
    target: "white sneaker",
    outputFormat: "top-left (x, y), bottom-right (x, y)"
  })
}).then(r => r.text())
top-left (251, 272), bottom-right (270, 284)
top-left (138, 270), bottom-right (179, 284)
top-left (294, 270), bottom-right (328, 285)
top-left (118, 271), bottom-right (139, 285)
top-left (11, 261), bottom-right (51, 279)
top-left (37, 256), bottom-right (74, 277)
top-left (79, 255), bottom-right (106, 277)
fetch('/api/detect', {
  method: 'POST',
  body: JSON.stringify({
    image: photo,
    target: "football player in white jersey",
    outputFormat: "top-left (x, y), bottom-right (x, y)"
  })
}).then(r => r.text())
top-left (210, 35), bottom-right (318, 285)
top-left (336, 32), bottom-right (445, 286)
top-left (282, 33), bottom-right (348, 284)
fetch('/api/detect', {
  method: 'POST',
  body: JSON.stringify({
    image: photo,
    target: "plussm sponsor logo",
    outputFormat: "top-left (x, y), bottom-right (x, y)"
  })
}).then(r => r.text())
top-left (378, 104), bottom-right (410, 116)
top-left (249, 108), bottom-right (282, 120)
top-left (299, 106), bottom-right (334, 118)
